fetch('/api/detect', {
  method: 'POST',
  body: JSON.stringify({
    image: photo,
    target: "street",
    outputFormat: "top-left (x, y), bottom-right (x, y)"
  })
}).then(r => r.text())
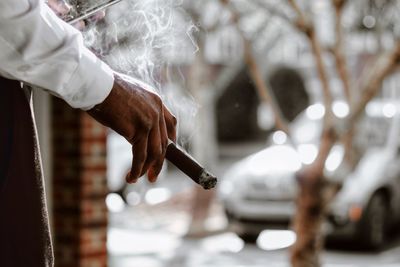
top-left (108, 198), bottom-right (400, 267)
top-left (106, 141), bottom-right (400, 267)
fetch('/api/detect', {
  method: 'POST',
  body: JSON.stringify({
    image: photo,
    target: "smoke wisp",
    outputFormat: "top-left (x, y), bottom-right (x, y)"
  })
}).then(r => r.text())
top-left (81, 0), bottom-right (199, 142)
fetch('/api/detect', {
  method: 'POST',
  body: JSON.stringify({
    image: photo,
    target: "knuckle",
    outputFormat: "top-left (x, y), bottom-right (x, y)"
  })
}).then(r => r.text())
top-left (146, 108), bottom-right (159, 123)
top-left (149, 92), bottom-right (162, 106)
top-left (152, 92), bottom-right (162, 104)
top-left (140, 118), bottom-right (153, 132)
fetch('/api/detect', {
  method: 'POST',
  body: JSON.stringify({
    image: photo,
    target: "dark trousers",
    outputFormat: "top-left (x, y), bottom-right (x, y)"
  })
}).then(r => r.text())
top-left (0, 77), bottom-right (53, 266)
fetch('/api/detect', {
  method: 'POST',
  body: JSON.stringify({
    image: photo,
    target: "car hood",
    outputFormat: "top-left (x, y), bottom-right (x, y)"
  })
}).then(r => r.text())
top-left (222, 145), bottom-right (302, 182)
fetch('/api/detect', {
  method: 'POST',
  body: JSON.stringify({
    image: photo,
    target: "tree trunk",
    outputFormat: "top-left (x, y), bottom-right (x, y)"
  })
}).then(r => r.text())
top-left (290, 128), bottom-right (335, 267)
top-left (290, 172), bottom-right (326, 267)
top-left (186, 43), bottom-right (219, 237)
top-left (187, 187), bottom-right (215, 236)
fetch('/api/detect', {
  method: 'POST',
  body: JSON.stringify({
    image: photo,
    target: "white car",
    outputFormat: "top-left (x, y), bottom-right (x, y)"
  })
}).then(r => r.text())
top-left (218, 102), bottom-right (400, 248)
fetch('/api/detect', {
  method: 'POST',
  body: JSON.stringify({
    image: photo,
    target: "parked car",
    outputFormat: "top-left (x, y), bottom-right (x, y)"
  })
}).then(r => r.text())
top-left (218, 101), bottom-right (400, 248)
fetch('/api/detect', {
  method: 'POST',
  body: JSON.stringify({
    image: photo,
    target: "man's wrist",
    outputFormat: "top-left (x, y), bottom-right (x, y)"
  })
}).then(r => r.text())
top-left (66, 48), bottom-right (114, 110)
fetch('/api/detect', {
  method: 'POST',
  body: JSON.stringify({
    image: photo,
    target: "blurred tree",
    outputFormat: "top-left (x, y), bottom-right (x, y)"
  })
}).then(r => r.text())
top-left (185, 34), bottom-right (218, 236)
top-left (183, 0), bottom-right (287, 236)
top-left (218, 0), bottom-right (400, 266)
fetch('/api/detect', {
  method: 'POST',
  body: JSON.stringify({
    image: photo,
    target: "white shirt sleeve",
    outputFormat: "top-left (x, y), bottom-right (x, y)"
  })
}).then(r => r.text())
top-left (0, 0), bottom-right (114, 110)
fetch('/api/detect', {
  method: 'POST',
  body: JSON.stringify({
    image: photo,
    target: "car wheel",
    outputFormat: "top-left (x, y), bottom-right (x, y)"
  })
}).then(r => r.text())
top-left (359, 193), bottom-right (387, 249)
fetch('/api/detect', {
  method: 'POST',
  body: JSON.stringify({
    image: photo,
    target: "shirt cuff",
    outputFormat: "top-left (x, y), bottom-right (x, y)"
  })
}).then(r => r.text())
top-left (65, 47), bottom-right (114, 110)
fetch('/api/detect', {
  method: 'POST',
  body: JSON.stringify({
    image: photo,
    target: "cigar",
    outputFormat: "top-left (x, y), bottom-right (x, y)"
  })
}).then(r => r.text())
top-left (165, 141), bottom-right (217, 190)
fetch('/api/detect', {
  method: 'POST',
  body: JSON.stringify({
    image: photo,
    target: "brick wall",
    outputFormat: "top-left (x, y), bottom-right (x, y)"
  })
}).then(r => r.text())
top-left (52, 98), bottom-right (108, 267)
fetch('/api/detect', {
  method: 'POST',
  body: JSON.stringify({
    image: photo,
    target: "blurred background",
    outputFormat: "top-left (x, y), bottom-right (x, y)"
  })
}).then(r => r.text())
top-left (33, 0), bottom-right (400, 266)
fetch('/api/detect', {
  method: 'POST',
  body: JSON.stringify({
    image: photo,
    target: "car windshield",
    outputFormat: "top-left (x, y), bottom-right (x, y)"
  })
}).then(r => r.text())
top-left (290, 101), bottom-right (396, 149)
top-left (356, 101), bottom-right (399, 149)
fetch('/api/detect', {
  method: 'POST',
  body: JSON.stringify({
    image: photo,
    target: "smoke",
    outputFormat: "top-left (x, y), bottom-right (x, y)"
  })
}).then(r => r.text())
top-left (83, 0), bottom-right (195, 86)
top-left (81, 0), bottom-right (199, 141)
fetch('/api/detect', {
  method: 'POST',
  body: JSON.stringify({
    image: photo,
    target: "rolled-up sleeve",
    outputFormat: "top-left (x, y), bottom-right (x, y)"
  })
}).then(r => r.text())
top-left (0, 0), bottom-right (114, 109)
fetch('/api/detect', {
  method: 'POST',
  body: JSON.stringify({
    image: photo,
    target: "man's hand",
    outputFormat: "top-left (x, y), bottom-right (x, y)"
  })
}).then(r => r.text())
top-left (88, 73), bottom-right (177, 183)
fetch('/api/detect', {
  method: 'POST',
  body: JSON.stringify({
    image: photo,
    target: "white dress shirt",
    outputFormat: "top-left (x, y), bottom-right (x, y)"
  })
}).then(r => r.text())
top-left (0, 0), bottom-right (114, 109)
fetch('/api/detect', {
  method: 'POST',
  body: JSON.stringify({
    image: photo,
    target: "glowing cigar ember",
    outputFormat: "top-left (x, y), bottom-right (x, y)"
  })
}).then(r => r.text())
top-left (166, 141), bottom-right (217, 190)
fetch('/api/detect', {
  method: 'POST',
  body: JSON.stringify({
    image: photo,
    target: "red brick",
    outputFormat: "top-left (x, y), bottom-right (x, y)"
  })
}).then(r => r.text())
top-left (52, 98), bottom-right (108, 267)
top-left (81, 198), bottom-right (108, 225)
top-left (79, 255), bottom-right (107, 267)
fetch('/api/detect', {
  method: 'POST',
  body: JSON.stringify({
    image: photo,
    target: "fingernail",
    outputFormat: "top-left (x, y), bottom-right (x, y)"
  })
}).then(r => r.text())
top-left (125, 172), bottom-right (137, 183)
top-left (148, 170), bottom-right (158, 183)
top-left (128, 178), bottom-right (138, 184)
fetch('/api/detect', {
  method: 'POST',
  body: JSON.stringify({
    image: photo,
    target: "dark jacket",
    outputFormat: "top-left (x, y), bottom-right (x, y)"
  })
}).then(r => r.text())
top-left (0, 77), bottom-right (53, 267)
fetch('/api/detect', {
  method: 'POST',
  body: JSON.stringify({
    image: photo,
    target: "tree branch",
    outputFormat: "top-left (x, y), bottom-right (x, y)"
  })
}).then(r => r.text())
top-left (332, 0), bottom-right (352, 103)
top-left (287, 0), bottom-right (334, 129)
top-left (345, 43), bottom-right (400, 131)
top-left (325, 43), bottom-right (400, 172)
top-left (243, 41), bottom-right (291, 134)
top-left (286, 0), bottom-right (310, 31)
top-left (251, 0), bottom-right (294, 26)
top-left (220, 0), bottom-right (291, 135)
